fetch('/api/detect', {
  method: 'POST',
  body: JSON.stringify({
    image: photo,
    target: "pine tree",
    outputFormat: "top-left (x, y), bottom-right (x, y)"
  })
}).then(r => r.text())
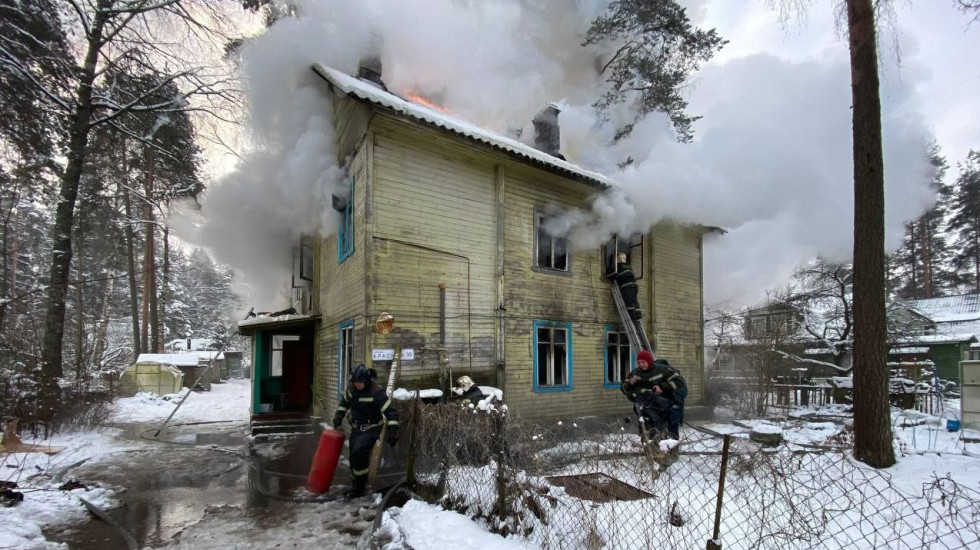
top-left (889, 148), bottom-right (955, 299)
top-left (583, 0), bottom-right (726, 142)
top-left (948, 151), bottom-right (980, 293)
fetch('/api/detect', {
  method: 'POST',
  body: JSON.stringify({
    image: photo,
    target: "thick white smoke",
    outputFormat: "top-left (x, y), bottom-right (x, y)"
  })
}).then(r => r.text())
top-left (175, 0), bottom-right (943, 310)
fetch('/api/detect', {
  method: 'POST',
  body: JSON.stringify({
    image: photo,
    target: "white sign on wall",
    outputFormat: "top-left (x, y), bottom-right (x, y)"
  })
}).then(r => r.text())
top-left (372, 348), bottom-right (415, 361)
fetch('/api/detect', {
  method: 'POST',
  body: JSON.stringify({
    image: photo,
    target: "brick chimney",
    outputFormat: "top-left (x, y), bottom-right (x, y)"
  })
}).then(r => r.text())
top-left (532, 104), bottom-right (563, 160)
top-left (357, 56), bottom-right (387, 91)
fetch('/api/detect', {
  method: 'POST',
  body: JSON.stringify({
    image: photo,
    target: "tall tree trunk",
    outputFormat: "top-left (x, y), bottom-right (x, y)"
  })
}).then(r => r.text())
top-left (141, 222), bottom-right (152, 354)
top-left (920, 220), bottom-right (933, 298)
top-left (0, 192), bottom-right (16, 334)
top-left (974, 220), bottom-right (980, 293)
top-left (847, 0), bottom-right (895, 468)
top-left (143, 149), bottom-right (159, 353)
top-left (39, 10), bottom-right (107, 424)
top-left (161, 224), bottom-right (170, 349)
top-left (75, 228), bottom-right (85, 382)
top-left (908, 223), bottom-right (918, 294)
top-left (123, 186), bottom-right (142, 360)
top-left (92, 273), bottom-right (114, 371)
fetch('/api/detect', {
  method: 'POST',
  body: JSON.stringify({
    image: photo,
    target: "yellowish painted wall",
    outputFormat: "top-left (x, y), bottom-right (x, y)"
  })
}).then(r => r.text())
top-left (649, 223), bottom-right (706, 406)
top-left (368, 116), bottom-right (497, 387)
top-left (312, 97), bottom-right (706, 421)
top-left (314, 95), bottom-right (372, 417)
top-left (499, 164), bottom-right (647, 420)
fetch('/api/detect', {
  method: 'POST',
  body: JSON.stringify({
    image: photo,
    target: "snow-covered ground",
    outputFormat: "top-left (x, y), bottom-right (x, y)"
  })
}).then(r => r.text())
top-left (4, 381), bottom-right (980, 549)
top-left (2, 380), bottom-right (252, 550)
top-left (109, 378), bottom-right (252, 424)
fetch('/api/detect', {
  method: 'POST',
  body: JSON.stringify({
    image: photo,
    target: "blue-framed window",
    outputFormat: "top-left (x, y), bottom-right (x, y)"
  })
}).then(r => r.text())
top-left (337, 319), bottom-right (354, 398)
top-left (337, 177), bottom-right (354, 263)
top-left (533, 320), bottom-right (573, 393)
top-left (604, 325), bottom-right (634, 388)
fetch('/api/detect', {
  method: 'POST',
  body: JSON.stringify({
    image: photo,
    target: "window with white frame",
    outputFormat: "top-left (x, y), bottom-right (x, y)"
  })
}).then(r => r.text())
top-left (338, 320), bottom-right (354, 396)
top-left (534, 321), bottom-right (572, 392)
top-left (605, 329), bottom-right (632, 386)
top-left (271, 334), bottom-right (300, 377)
top-left (535, 211), bottom-right (568, 272)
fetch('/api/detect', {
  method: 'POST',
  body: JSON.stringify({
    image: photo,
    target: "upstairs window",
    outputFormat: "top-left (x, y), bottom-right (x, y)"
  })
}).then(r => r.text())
top-left (535, 211), bottom-right (568, 272)
top-left (337, 177), bottom-right (355, 263)
top-left (534, 320), bottom-right (572, 392)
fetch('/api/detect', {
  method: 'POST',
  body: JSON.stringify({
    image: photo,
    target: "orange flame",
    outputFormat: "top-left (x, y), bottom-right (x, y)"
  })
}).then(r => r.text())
top-left (406, 92), bottom-right (451, 114)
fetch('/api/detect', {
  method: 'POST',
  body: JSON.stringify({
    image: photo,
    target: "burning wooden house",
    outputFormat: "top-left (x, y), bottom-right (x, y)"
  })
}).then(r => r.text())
top-left (239, 57), bottom-right (713, 428)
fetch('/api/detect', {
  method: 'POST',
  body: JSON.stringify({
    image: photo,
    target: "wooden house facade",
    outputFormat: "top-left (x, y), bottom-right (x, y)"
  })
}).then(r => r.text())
top-left (242, 61), bottom-right (710, 424)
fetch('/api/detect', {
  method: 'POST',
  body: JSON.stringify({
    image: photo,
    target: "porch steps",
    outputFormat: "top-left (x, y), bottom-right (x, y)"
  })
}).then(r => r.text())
top-left (250, 417), bottom-right (314, 437)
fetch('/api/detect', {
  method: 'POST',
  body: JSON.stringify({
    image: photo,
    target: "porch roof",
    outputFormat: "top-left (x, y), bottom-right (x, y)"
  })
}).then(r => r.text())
top-left (237, 314), bottom-right (320, 335)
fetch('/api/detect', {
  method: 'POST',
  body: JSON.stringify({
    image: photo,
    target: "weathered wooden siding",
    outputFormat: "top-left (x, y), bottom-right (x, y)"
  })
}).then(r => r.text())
top-left (649, 223), bottom-right (706, 406)
top-left (311, 96), bottom-right (706, 421)
top-left (500, 164), bottom-right (645, 420)
top-left (314, 94), bottom-right (372, 417)
top-left (368, 116), bottom-right (497, 387)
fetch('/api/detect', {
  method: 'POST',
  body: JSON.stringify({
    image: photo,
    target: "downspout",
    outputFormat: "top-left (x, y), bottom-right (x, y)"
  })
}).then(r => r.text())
top-left (494, 165), bottom-right (506, 392)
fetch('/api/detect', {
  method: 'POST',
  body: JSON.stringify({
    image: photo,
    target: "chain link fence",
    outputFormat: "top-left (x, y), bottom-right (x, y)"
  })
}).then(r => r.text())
top-left (395, 398), bottom-right (980, 549)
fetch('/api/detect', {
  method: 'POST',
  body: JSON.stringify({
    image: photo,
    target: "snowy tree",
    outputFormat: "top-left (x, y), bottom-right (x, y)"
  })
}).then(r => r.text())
top-left (166, 248), bottom-right (240, 349)
top-left (583, 0), bottom-right (726, 142)
top-left (947, 151), bottom-right (980, 292)
top-left (0, 0), bottom-right (239, 422)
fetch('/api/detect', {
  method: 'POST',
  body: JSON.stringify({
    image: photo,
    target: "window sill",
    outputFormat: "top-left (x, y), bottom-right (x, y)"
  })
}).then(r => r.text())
top-left (533, 384), bottom-right (573, 393)
top-left (531, 266), bottom-right (572, 277)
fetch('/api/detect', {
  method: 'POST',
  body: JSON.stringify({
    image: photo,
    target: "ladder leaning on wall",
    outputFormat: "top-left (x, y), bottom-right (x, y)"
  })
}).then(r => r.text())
top-left (611, 283), bottom-right (654, 354)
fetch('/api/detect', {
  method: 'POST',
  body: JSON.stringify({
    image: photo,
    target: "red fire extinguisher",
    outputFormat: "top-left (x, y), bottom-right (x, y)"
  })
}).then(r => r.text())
top-left (306, 428), bottom-right (345, 494)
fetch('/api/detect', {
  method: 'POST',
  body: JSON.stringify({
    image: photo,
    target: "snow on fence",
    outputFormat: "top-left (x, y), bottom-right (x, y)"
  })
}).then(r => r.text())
top-left (398, 400), bottom-right (980, 549)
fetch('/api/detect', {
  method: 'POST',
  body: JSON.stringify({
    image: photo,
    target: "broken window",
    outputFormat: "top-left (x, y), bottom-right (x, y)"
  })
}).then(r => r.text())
top-left (337, 177), bottom-right (355, 263)
top-left (534, 321), bottom-right (572, 391)
top-left (602, 233), bottom-right (644, 279)
top-left (535, 211), bottom-right (568, 271)
top-left (271, 334), bottom-right (301, 377)
top-left (605, 329), bottom-right (632, 386)
top-left (338, 320), bottom-right (354, 396)
top-left (299, 235), bottom-right (314, 281)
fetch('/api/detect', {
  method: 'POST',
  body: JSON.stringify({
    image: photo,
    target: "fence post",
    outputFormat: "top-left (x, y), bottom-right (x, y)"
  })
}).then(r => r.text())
top-left (405, 394), bottom-right (420, 487)
top-left (706, 434), bottom-right (732, 550)
top-left (492, 412), bottom-right (508, 519)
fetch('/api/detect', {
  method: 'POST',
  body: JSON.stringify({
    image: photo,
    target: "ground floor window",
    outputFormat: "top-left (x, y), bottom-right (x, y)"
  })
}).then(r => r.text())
top-left (605, 327), bottom-right (632, 387)
top-left (338, 319), bottom-right (354, 397)
top-left (533, 320), bottom-right (572, 392)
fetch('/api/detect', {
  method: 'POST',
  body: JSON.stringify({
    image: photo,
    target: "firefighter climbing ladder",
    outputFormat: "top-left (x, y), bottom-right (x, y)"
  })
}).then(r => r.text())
top-left (611, 283), bottom-right (653, 353)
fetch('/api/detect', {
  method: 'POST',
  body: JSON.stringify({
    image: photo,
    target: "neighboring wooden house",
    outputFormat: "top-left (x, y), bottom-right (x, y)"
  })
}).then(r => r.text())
top-left (239, 59), bottom-right (711, 425)
top-left (903, 294), bottom-right (980, 381)
top-left (710, 292), bottom-right (974, 385)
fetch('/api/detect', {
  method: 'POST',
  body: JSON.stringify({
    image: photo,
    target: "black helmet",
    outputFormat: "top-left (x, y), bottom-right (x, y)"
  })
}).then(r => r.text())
top-left (350, 364), bottom-right (372, 383)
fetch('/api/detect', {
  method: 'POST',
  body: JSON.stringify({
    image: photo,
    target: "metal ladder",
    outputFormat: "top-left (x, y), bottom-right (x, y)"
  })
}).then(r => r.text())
top-left (611, 283), bottom-right (653, 353)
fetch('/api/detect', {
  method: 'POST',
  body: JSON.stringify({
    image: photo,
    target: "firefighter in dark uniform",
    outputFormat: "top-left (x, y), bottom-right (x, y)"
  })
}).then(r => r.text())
top-left (614, 252), bottom-right (641, 320)
top-left (621, 350), bottom-right (687, 440)
top-left (331, 364), bottom-right (398, 498)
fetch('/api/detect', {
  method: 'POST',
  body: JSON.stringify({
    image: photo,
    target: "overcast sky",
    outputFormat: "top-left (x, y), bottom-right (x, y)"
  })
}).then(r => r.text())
top-left (698, 0), bottom-right (979, 170)
top-left (183, 1), bottom-right (979, 310)
top-left (690, 1), bottom-right (980, 306)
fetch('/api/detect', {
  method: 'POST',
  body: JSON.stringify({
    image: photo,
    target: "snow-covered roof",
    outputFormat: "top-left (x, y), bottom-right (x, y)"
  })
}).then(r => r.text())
top-left (890, 347), bottom-right (928, 354)
top-left (238, 314), bottom-right (316, 327)
top-left (312, 64), bottom-right (615, 190)
top-left (905, 294), bottom-right (980, 323)
top-left (136, 353), bottom-right (204, 367)
top-left (892, 333), bottom-right (976, 345)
